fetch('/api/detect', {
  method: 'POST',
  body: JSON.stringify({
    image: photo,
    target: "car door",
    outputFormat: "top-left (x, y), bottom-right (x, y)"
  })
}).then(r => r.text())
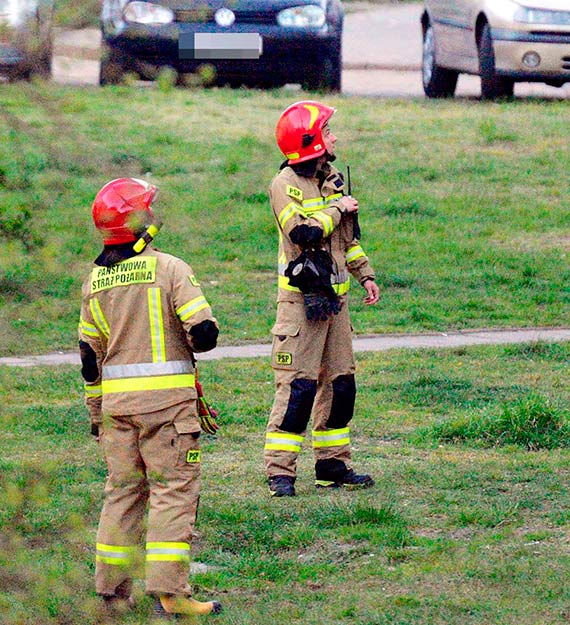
top-left (428, 0), bottom-right (473, 72)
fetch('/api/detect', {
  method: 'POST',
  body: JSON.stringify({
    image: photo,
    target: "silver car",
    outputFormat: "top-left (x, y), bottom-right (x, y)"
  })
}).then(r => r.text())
top-left (0, 0), bottom-right (54, 81)
top-left (421, 0), bottom-right (570, 99)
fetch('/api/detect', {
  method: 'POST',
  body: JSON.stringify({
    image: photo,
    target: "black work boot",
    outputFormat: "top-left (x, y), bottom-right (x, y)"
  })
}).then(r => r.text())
top-left (315, 459), bottom-right (375, 489)
top-left (268, 475), bottom-right (296, 497)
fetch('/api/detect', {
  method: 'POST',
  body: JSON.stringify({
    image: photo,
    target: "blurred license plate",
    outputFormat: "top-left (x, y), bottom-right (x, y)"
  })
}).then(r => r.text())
top-left (179, 33), bottom-right (263, 60)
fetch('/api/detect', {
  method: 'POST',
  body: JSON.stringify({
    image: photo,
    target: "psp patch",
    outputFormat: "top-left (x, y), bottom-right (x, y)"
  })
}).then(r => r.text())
top-left (286, 185), bottom-right (303, 201)
top-left (275, 352), bottom-right (293, 366)
top-left (186, 450), bottom-right (201, 464)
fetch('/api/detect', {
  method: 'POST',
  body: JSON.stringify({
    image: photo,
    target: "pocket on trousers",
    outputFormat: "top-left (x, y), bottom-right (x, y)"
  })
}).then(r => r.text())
top-left (271, 323), bottom-right (300, 370)
top-left (173, 417), bottom-right (201, 468)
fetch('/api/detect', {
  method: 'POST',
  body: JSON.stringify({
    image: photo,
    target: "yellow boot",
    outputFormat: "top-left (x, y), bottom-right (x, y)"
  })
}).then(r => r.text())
top-left (154, 595), bottom-right (222, 619)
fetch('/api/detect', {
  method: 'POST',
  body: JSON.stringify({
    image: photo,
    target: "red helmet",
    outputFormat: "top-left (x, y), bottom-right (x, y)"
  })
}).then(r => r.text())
top-left (275, 100), bottom-right (336, 164)
top-left (92, 178), bottom-right (158, 245)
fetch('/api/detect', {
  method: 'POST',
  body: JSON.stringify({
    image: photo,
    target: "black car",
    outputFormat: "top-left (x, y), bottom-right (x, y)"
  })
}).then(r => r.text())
top-left (100, 0), bottom-right (344, 90)
top-left (0, 0), bottom-right (53, 81)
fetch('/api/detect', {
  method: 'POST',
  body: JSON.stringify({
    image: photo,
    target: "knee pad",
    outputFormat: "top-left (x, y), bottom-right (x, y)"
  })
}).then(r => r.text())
top-left (326, 374), bottom-right (356, 429)
top-left (315, 458), bottom-right (348, 482)
top-left (279, 378), bottom-right (317, 434)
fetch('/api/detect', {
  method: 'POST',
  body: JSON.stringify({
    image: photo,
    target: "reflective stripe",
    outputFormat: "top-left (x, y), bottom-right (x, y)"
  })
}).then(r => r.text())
top-left (90, 298), bottom-right (110, 339)
top-left (278, 274), bottom-right (301, 293)
top-left (311, 211), bottom-right (334, 237)
top-left (96, 543), bottom-right (136, 566)
top-left (264, 431), bottom-right (304, 453)
top-left (148, 288), bottom-right (166, 363)
top-left (102, 373), bottom-right (195, 394)
top-left (326, 193), bottom-right (343, 203)
top-left (302, 197), bottom-right (325, 211)
top-left (176, 296), bottom-right (209, 322)
top-left (332, 280), bottom-right (351, 296)
top-left (84, 383), bottom-right (102, 398)
top-left (278, 202), bottom-right (304, 229)
top-left (79, 316), bottom-right (99, 338)
top-left (146, 541), bottom-right (190, 563)
top-left (346, 245), bottom-right (365, 263)
top-left (103, 360), bottom-right (194, 380)
top-left (312, 427), bottom-right (350, 448)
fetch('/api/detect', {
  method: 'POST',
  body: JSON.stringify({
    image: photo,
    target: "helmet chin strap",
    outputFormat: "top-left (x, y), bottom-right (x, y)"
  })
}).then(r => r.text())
top-left (133, 222), bottom-right (162, 253)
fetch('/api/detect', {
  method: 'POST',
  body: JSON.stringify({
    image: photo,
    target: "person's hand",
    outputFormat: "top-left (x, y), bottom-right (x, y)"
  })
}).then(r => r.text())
top-left (363, 279), bottom-right (380, 306)
top-left (340, 196), bottom-right (359, 213)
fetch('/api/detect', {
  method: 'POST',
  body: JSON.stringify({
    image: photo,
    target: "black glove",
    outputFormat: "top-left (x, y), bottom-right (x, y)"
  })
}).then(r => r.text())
top-left (286, 249), bottom-right (341, 321)
top-left (304, 293), bottom-right (341, 322)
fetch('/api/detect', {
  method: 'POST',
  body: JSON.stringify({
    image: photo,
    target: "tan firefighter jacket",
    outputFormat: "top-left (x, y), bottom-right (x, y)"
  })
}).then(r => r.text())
top-left (270, 163), bottom-right (375, 302)
top-left (78, 247), bottom-right (217, 424)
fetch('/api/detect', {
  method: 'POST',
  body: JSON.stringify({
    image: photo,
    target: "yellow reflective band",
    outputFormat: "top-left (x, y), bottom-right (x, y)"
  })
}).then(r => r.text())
top-left (286, 151), bottom-right (300, 160)
top-left (278, 275), bottom-right (301, 292)
top-left (146, 541), bottom-right (190, 563)
top-left (176, 296), bottom-right (209, 322)
top-left (346, 245), bottom-right (365, 263)
top-left (312, 427), bottom-right (350, 448)
top-left (91, 256), bottom-right (157, 294)
top-left (102, 373), bottom-right (195, 394)
top-left (286, 185), bottom-right (303, 201)
top-left (96, 543), bottom-right (136, 566)
top-left (311, 211), bottom-right (334, 237)
top-left (84, 383), bottom-right (102, 398)
top-left (326, 193), bottom-right (343, 203)
top-left (148, 288), bottom-right (166, 363)
top-left (302, 197), bottom-right (325, 214)
top-left (146, 541), bottom-right (190, 549)
top-left (90, 298), bottom-right (110, 339)
top-left (265, 432), bottom-right (304, 453)
top-left (278, 202), bottom-right (303, 229)
top-left (332, 280), bottom-right (350, 295)
top-left (79, 316), bottom-right (99, 338)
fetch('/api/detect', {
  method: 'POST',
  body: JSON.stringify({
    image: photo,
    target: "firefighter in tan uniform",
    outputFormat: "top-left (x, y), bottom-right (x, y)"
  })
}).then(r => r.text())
top-left (78, 178), bottom-right (222, 619)
top-left (264, 101), bottom-right (380, 497)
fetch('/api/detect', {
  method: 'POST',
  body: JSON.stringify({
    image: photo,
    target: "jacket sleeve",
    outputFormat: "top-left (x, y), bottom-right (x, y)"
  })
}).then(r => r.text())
top-left (171, 260), bottom-right (219, 353)
top-left (78, 296), bottom-right (104, 426)
top-left (270, 178), bottom-right (342, 241)
top-left (345, 238), bottom-right (376, 285)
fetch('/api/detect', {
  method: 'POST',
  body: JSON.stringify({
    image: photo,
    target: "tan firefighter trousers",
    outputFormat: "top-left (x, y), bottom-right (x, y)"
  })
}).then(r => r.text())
top-left (264, 298), bottom-right (356, 480)
top-left (95, 401), bottom-right (201, 597)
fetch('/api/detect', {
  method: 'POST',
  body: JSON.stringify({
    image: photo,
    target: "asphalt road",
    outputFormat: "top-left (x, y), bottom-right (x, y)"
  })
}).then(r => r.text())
top-left (3, 328), bottom-right (570, 367)
top-left (52, 3), bottom-right (570, 99)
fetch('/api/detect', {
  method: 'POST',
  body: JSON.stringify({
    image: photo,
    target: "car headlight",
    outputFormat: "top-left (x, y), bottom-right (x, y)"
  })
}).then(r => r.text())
top-left (123, 1), bottom-right (174, 25)
top-left (515, 7), bottom-right (570, 25)
top-left (277, 5), bottom-right (326, 28)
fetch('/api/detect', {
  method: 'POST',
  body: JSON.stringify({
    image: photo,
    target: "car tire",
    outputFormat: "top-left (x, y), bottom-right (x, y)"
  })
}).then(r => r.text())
top-left (422, 23), bottom-right (458, 98)
top-left (99, 47), bottom-right (126, 86)
top-left (478, 23), bottom-right (514, 100)
top-left (302, 44), bottom-right (342, 93)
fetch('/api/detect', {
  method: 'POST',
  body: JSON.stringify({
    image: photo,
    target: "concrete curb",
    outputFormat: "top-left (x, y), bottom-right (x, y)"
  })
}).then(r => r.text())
top-left (3, 327), bottom-right (570, 367)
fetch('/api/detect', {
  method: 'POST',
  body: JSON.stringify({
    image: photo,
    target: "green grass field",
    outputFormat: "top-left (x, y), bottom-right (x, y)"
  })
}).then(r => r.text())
top-left (1, 84), bottom-right (570, 356)
top-left (3, 341), bottom-right (570, 624)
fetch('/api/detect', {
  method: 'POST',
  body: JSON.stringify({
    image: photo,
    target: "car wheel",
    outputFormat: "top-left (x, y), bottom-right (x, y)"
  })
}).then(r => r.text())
top-left (422, 23), bottom-right (458, 98)
top-left (302, 45), bottom-right (341, 93)
top-left (478, 23), bottom-right (514, 99)
top-left (99, 47), bottom-right (126, 86)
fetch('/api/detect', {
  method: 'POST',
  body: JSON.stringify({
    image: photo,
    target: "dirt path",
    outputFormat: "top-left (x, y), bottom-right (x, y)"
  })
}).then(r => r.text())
top-left (2, 327), bottom-right (570, 367)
